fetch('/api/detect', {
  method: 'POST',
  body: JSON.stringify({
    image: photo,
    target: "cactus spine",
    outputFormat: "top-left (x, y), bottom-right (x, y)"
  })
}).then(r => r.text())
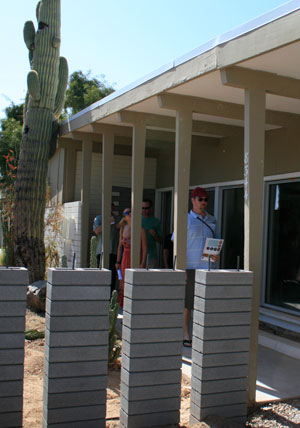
top-left (14, 1), bottom-right (68, 282)
top-left (90, 236), bottom-right (98, 268)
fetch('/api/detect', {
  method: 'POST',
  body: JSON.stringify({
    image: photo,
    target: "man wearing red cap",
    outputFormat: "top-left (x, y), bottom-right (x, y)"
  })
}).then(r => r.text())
top-left (183, 186), bottom-right (218, 347)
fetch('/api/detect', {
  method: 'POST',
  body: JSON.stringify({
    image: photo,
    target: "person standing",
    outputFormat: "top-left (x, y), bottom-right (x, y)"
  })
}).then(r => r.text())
top-left (115, 208), bottom-right (147, 307)
top-left (183, 187), bottom-right (218, 347)
top-left (141, 199), bottom-right (162, 268)
top-left (93, 204), bottom-right (121, 294)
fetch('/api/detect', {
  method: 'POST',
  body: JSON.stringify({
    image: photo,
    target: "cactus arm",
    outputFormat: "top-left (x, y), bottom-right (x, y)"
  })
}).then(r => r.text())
top-left (53, 57), bottom-right (68, 119)
top-left (27, 70), bottom-right (41, 101)
top-left (24, 21), bottom-right (35, 50)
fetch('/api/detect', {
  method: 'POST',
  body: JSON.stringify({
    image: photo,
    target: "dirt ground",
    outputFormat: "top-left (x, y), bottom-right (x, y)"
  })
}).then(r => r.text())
top-left (23, 309), bottom-right (300, 428)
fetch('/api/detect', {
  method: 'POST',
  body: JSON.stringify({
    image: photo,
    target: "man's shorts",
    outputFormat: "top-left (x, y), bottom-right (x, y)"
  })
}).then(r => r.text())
top-left (185, 269), bottom-right (195, 310)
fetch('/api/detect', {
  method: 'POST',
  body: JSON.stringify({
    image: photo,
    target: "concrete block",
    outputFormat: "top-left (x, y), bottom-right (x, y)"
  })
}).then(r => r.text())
top-left (44, 344), bottom-right (108, 363)
top-left (0, 380), bottom-right (23, 397)
top-left (45, 329), bottom-right (108, 347)
top-left (120, 395), bottom-right (180, 415)
top-left (0, 349), bottom-right (24, 365)
top-left (43, 404), bottom-right (105, 424)
top-left (45, 360), bottom-right (108, 378)
top-left (122, 325), bottom-right (183, 344)
top-left (123, 312), bottom-right (184, 329)
top-left (120, 408), bottom-right (179, 428)
top-left (121, 368), bottom-right (181, 387)
top-left (193, 324), bottom-right (251, 340)
top-left (0, 317), bottom-right (25, 333)
top-left (42, 418), bottom-right (105, 428)
top-left (195, 283), bottom-right (252, 299)
top-left (0, 365), bottom-right (23, 381)
top-left (190, 401), bottom-right (247, 421)
top-left (0, 395), bottom-right (22, 412)
top-left (124, 268), bottom-right (185, 285)
top-left (44, 389), bottom-right (106, 409)
top-left (124, 284), bottom-right (184, 300)
top-left (194, 296), bottom-right (251, 313)
top-left (122, 354), bottom-right (182, 372)
top-left (195, 269), bottom-right (253, 285)
top-left (47, 267), bottom-right (111, 286)
top-left (191, 377), bottom-right (248, 395)
top-left (120, 382), bottom-right (181, 401)
top-left (193, 309), bottom-right (251, 327)
top-left (45, 299), bottom-right (109, 316)
top-left (191, 390), bottom-right (247, 408)
top-left (193, 336), bottom-right (250, 354)
top-left (191, 349), bottom-right (249, 367)
top-left (46, 315), bottom-right (109, 332)
top-left (0, 267), bottom-right (29, 285)
top-left (44, 374), bottom-right (107, 393)
top-left (47, 283), bottom-right (110, 301)
top-left (0, 285), bottom-right (27, 301)
top-left (192, 361), bottom-right (248, 381)
top-left (122, 339), bottom-right (182, 358)
top-left (0, 411), bottom-right (22, 428)
top-left (123, 297), bottom-right (184, 314)
top-left (0, 302), bottom-right (26, 317)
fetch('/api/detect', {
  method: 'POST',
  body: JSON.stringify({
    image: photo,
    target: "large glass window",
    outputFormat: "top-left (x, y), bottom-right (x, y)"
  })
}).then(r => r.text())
top-left (220, 187), bottom-right (244, 269)
top-left (265, 181), bottom-right (300, 313)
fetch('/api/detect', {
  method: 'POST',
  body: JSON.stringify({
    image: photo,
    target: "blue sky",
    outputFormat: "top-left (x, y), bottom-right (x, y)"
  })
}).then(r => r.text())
top-left (0, 0), bottom-right (291, 118)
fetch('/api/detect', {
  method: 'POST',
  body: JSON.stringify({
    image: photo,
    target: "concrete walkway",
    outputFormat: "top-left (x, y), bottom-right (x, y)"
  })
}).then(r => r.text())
top-left (182, 331), bottom-right (300, 403)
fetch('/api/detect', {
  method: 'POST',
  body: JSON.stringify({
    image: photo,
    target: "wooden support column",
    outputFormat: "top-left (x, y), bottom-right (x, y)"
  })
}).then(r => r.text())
top-left (62, 147), bottom-right (76, 203)
top-left (101, 129), bottom-right (114, 269)
top-left (80, 140), bottom-right (92, 267)
top-left (174, 108), bottom-right (193, 269)
top-left (221, 68), bottom-right (266, 404)
top-left (158, 94), bottom-right (193, 270)
top-left (131, 121), bottom-right (146, 268)
top-left (243, 86), bottom-right (266, 404)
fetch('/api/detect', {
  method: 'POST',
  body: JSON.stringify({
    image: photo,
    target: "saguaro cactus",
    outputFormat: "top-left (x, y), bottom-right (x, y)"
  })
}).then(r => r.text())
top-left (14, 1), bottom-right (68, 282)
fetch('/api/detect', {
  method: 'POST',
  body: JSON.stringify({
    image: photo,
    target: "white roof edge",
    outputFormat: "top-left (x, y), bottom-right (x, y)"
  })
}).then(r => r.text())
top-left (63, 0), bottom-right (300, 125)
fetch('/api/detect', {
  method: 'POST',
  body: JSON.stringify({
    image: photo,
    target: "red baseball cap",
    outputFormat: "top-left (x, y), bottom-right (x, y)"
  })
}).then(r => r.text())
top-left (191, 187), bottom-right (208, 198)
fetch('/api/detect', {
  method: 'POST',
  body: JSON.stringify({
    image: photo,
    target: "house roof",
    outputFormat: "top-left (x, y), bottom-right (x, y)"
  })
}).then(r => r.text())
top-left (60, 0), bottom-right (300, 139)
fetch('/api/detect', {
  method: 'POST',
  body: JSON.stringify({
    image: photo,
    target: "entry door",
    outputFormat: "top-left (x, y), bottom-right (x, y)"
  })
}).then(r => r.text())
top-left (220, 186), bottom-right (244, 269)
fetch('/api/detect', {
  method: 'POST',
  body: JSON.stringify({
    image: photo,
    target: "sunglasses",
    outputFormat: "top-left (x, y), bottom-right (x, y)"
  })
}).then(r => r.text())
top-left (196, 197), bottom-right (208, 202)
top-left (123, 210), bottom-right (131, 216)
top-left (142, 207), bottom-right (151, 210)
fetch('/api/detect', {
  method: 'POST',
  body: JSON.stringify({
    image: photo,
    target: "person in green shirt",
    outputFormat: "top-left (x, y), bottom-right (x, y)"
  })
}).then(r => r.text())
top-left (142, 199), bottom-right (162, 268)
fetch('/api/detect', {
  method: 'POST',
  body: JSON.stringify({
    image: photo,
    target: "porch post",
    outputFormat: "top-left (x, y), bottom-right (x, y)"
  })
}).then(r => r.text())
top-left (80, 140), bottom-right (92, 267)
top-left (131, 120), bottom-right (146, 268)
top-left (102, 130), bottom-right (114, 268)
top-left (243, 86), bottom-right (265, 403)
top-left (174, 108), bottom-right (193, 270)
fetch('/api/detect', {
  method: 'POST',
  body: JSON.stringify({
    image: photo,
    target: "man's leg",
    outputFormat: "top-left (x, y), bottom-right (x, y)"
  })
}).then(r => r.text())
top-left (109, 253), bottom-right (117, 295)
top-left (183, 269), bottom-right (195, 345)
top-left (184, 308), bottom-right (192, 342)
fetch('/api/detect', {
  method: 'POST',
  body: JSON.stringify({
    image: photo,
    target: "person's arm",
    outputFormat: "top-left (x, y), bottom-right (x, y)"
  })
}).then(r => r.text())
top-left (163, 248), bottom-right (170, 268)
top-left (149, 220), bottom-right (163, 243)
top-left (140, 227), bottom-right (148, 268)
top-left (115, 228), bottom-right (123, 270)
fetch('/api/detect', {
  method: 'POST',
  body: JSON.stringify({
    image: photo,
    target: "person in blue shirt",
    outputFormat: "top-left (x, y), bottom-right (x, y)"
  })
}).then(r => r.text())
top-left (183, 187), bottom-right (218, 347)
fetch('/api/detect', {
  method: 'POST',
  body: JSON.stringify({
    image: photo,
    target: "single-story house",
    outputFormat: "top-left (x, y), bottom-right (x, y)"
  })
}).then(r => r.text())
top-left (48, 0), bottom-right (300, 403)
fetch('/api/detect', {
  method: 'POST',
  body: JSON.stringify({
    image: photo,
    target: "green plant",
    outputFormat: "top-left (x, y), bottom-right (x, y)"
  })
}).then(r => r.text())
top-left (25, 329), bottom-right (45, 341)
top-left (61, 254), bottom-right (67, 267)
top-left (90, 235), bottom-right (97, 268)
top-left (44, 186), bottom-right (63, 273)
top-left (108, 290), bottom-right (121, 365)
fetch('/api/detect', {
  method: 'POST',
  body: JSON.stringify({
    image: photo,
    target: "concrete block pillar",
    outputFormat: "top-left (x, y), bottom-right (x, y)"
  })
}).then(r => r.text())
top-left (190, 269), bottom-right (253, 425)
top-left (120, 269), bottom-right (185, 428)
top-left (0, 267), bottom-right (28, 428)
top-left (43, 268), bottom-right (111, 428)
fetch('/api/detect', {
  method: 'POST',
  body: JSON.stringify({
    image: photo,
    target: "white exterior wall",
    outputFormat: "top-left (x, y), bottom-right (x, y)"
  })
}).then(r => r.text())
top-left (74, 152), bottom-right (157, 203)
top-left (45, 201), bottom-right (82, 268)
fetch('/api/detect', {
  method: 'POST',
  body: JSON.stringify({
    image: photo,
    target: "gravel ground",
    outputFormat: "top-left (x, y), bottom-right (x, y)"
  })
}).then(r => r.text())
top-left (246, 399), bottom-right (300, 427)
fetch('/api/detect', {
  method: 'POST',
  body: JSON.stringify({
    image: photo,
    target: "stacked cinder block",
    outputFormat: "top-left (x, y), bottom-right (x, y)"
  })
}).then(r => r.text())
top-left (190, 269), bottom-right (253, 425)
top-left (120, 268), bottom-right (185, 428)
top-left (0, 267), bottom-right (28, 428)
top-left (43, 268), bottom-right (111, 428)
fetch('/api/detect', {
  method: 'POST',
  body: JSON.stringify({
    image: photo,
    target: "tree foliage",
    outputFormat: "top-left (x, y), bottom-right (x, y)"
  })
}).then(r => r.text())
top-left (64, 71), bottom-right (115, 116)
